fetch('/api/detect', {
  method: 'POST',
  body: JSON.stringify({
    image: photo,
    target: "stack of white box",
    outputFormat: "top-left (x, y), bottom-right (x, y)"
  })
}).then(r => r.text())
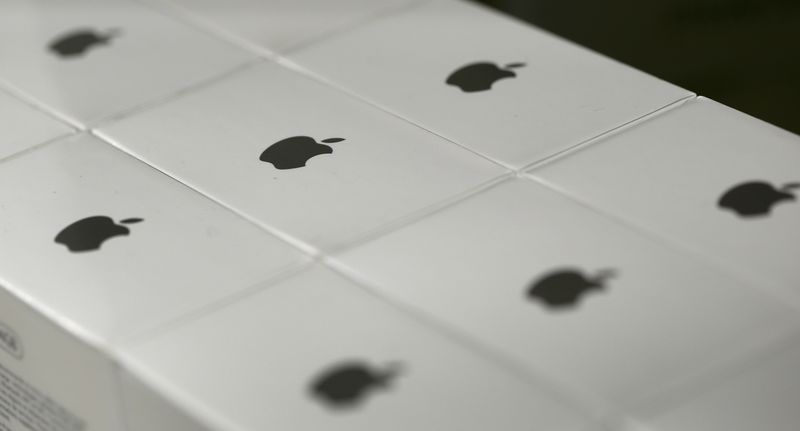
top-left (0, 0), bottom-right (798, 430)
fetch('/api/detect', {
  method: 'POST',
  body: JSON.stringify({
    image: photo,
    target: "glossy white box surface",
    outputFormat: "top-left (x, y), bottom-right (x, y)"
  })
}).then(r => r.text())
top-left (0, 134), bottom-right (306, 344)
top-left (333, 179), bottom-right (799, 409)
top-left (288, 0), bottom-right (692, 168)
top-left (120, 265), bottom-right (595, 431)
top-left (0, 0), bottom-right (253, 126)
top-left (98, 62), bottom-right (506, 252)
top-left (532, 98), bottom-right (800, 299)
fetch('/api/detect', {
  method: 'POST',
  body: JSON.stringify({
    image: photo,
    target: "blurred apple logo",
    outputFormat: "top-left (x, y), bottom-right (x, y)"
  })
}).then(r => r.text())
top-left (310, 360), bottom-right (402, 409)
top-left (527, 268), bottom-right (615, 309)
top-left (49, 28), bottom-right (121, 58)
top-left (446, 61), bottom-right (525, 92)
top-left (0, 321), bottom-right (22, 360)
top-left (718, 180), bottom-right (799, 217)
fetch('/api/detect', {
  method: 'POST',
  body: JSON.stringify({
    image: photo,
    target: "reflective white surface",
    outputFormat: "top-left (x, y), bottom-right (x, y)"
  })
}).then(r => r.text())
top-left (333, 178), bottom-right (800, 410)
top-left (288, 0), bottom-right (693, 168)
top-left (121, 265), bottom-right (595, 431)
top-left (0, 0), bottom-right (253, 126)
top-left (98, 62), bottom-right (506, 251)
top-left (0, 134), bottom-right (306, 343)
top-left (532, 98), bottom-right (800, 300)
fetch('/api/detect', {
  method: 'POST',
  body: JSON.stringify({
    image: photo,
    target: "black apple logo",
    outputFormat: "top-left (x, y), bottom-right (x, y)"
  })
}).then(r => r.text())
top-left (49, 28), bottom-right (120, 58)
top-left (310, 360), bottom-right (402, 409)
top-left (55, 216), bottom-right (143, 252)
top-left (259, 136), bottom-right (344, 170)
top-left (718, 180), bottom-right (799, 218)
top-left (527, 268), bottom-right (616, 309)
top-left (446, 61), bottom-right (525, 92)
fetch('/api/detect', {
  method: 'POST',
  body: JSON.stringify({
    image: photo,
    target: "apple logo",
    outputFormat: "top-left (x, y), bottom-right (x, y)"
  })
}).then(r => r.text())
top-left (49, 28), bottom-right (121, 58)
top-left (527, 268), bottom-right (616, 309)
top-left (309, 360), bottom-right (402, 409)
top-left (718, 180), bottom-right (799, 218)
top-left (259, 136), bottom-right (344, 170)
top-left (0, 320), bottom-right (23, 360)
top-left (55, 216), bottom-right (143, 252)
top-left (446, 61), bottom-right (526, 92)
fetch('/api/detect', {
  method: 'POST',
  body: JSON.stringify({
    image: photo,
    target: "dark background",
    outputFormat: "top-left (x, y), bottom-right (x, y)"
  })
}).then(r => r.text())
top-left (476, 0), bottom-right (800, 134)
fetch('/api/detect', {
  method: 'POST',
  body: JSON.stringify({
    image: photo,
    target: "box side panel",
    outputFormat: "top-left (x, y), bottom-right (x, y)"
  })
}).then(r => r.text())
top-left (118, 368), bottom-right (212, 431)
top-left (0, 286), bottom-right (125, 431)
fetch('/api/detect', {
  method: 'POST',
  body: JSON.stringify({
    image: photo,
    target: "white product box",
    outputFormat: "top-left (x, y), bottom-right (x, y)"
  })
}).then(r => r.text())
top-left (0, 133), bottom-right (308, 431)
top-left (0, 134), bottom-right (596, 430)
top-left (1, 1), bottom-right (797, 431)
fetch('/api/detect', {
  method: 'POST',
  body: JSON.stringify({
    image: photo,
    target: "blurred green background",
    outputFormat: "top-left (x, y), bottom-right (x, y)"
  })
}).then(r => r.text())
top-left (476, 0), bottom-right (800, 134)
